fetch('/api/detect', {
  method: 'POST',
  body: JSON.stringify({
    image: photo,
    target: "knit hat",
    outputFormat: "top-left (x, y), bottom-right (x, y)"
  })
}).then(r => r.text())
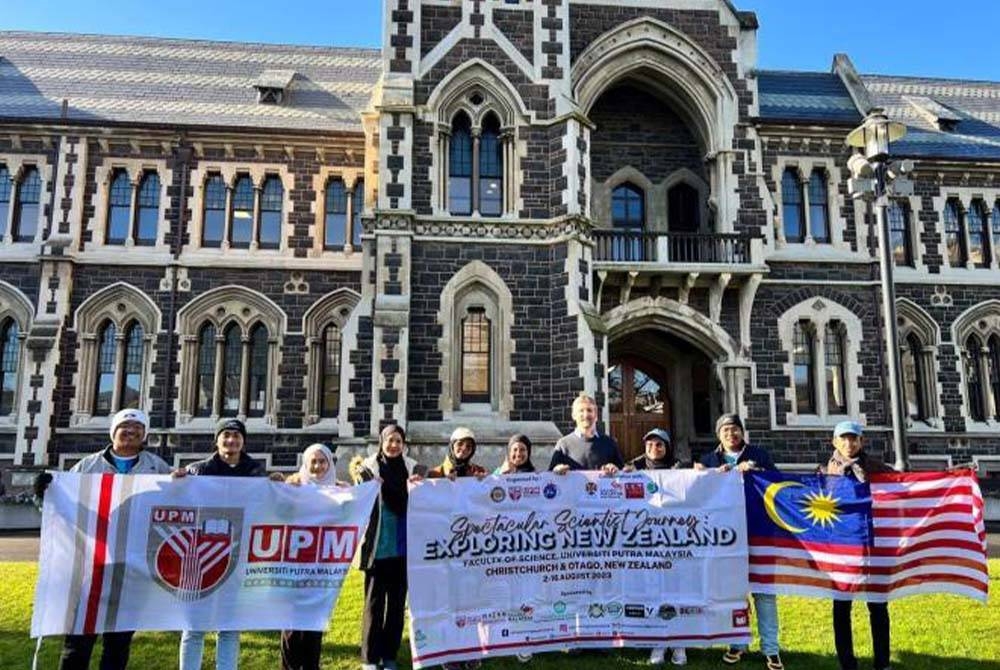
top-left (109, 408), bottom-right (149, 441)
top-left (215, 418), bottom-right (247, 441)
top-left (715, 413), bottom-right (744, 434)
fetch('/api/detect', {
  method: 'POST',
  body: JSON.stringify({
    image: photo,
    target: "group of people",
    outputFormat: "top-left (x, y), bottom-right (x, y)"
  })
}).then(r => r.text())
top-left (34, 393), bottom-right (893, 670)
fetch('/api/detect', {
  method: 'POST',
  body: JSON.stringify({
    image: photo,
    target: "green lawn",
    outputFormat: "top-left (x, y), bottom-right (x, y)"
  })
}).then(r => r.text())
top-left (2, 561), bottom-right (998, 669)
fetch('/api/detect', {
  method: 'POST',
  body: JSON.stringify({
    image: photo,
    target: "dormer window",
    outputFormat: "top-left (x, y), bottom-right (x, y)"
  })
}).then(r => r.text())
top-left (254, 70), bottom-right (296, 105)
top-left (903, 95), bottom-right (961, 132)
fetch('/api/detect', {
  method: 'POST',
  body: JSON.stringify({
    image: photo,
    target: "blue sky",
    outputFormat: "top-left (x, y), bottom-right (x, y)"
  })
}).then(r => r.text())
top-left (4, 0), bottom-right (998, 81)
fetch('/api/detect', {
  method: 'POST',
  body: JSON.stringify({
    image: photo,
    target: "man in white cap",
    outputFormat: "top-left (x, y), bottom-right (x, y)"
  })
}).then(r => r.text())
top-left (40, 408), bottom-right (174, 669)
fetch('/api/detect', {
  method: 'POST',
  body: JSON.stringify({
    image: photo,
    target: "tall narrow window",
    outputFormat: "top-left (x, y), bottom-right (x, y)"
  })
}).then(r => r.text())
top-left (808, 168), bottom-right (830, 243)
top-left (993, 200), bottom-right (1000, 268)
top-left (221, 324), bottom-right (242, 415)
top-left (824, 321), bottom-right (847, 414)
top-left (320, 323), bottom-right (341, 418)
top-left (93, 321), bottom-right (118, 416)
top-left (196, 323), bottom-right (216, 417)
top-left (229, 175), bottom-right (254, 248)
top-left (461, 308), bottom-right (490, 403)
top-left (888, 200), bottom-right (912, 266)
top-left (352, 180), bottom-right (364, 248)
top-left (202, 174), bottom-right (226, 247)
top-left (120, 322), bottom-right (144, 409)
top-left (13, 167), bottom-right (41, 242)
top-left (781, 168), bottom-right (805, 243)
top-left (793, 320), bottom-right (815, 414)
top-left (449, 112), bottom-right (473, 215)
top-left (0, 319), bottom-right (19, 415)
top-left (0, 165), bottom-right (10, 239)
top-left (989, 335), bottom-right (1000, 420)
top-left (944, 199), bottom-right (967, 267)
top-left (324, 178), bottom-right (347, 249)
top-left (611, 183), bottom-right (645, 261)
top-left (106, 170), bottom-right (132, 244)
top-left (902, 333), bottom-right (926, 421)
top-left (967, 199), bottom-right (989, 268)
top-left (246, 324), bottom-right (268, 416)
top-left (135, 172), bottom-right (159, 245)
top-left (965, 334), bottom-right (985, 421)
top-left (479, 114), bottom-right (503, 216)
top-left (258, 176), bottom-right (282, 249)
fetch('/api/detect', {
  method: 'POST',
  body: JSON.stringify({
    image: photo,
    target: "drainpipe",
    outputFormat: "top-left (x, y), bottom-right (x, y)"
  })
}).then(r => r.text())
top-left (162, 138), bottom-right (191, 434)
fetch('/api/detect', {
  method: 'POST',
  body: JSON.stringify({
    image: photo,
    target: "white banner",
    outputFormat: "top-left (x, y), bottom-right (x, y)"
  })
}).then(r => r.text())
top-left (31, 472), bottom-right (378, 637)
top-left (407, 470), bottom-right (751, 667)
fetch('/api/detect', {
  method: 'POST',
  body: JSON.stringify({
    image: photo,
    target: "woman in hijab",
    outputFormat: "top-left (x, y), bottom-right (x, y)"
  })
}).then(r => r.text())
top-left (280, 443), bottom-right (340, 670)
top-left (356, 424), bottom-right (426, 670)
top-left (494, 434), bottom-right (535, 474)
top-left (427, 427), bottom-right (487, 479)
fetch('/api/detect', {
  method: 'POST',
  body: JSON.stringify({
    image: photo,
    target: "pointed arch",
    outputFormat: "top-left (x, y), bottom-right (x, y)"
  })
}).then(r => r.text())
top-left (74, 282), bottom-right (161, 335)
top-left (896, 298), bottom-right (940, 345)
top-left (302, 288), bottom-right (361, 425)
top-left (427, 59), bottom-right (529, 128)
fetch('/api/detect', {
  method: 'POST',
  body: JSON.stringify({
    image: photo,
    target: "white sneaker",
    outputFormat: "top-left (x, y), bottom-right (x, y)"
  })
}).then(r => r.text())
top-left (516, 653), bottom-right (533, 663)
top-left (649, 648), bottom-right (666, 665)
top-left (671, 648), bottom-right (687, 665)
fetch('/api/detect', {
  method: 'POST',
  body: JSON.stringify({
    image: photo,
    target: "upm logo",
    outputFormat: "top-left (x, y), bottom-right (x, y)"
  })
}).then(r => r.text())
top-left (148, 506), bottom-right (243, 600)
top-left (248, 525), bottom-right (359, 563)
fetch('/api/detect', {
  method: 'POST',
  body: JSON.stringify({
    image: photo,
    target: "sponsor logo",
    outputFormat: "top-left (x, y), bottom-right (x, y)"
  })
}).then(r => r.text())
top-left (588, 603), bottom-right (604, 618)
top-left (543, 483), bottom-right (559, 499)
top-left (148, 506), bottom-right (243, 599)
top-left (508, 486), bottom-right (523, 501)
top-left (624, 604), bottom-right (647, 618)
top-left (605, 602), bottom-right (623, 618)
top-left (585, 481), bottom-right (598, 496)
top-left (553, 600), bottom-right (567, 615)
top-left (247, 525), bottom-right (359, 564)
top-left (624, 482), bottom-right (646, 499)
top-left (522, 486), bottom-right (541, 498)
top-left (646, 481), bottom-right (658, 494)
top-left (733, 608), bottom-right (749, 628)
top-left (508, 604), bottom-right (535, 622)
top-left (558, 623), bottom-right (570, 633)
top-left (658, 604), bottom-right (678, 621)
top-left (490, 486), bottom-right (506, 503)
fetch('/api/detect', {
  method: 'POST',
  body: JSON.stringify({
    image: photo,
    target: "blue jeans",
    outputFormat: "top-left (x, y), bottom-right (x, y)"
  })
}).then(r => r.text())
top-left (735, 593), bottom-right (779, 656)
top-left (180, 630), bottom-right (241, 670)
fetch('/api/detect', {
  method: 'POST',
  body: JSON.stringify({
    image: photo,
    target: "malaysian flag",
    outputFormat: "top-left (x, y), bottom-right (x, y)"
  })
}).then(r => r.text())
top-left (744, 469), bottom-right (988, 602)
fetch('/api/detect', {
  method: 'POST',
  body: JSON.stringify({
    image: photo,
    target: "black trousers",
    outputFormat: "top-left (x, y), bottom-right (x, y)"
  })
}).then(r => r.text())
top-left (280, 629), bottom-right (324, 670)
top-left (59, 632), bottom-right (135, 670)
top-left (832, 600), bottom-right (890, 670)
top-left (361, 557), bottom-right (408, 664)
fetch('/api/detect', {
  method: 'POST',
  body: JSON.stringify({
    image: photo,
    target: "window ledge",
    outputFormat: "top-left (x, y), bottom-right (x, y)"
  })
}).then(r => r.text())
top-left (784, 413), bottom-right (855, 428)
top-left (766, 246), bottom-right (870, 264)
top-left (301, 418), bottom-right (341, 434)
top-left (174, 417), bottom-right (277, 433)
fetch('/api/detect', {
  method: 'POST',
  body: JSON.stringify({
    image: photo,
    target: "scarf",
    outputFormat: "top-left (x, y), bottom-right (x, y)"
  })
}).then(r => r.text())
top-left (828, 449), bottom-right (869, 482)
top-left (638, 453), bottom-right (677, 470)
top-left (297, 443), bottom-right (337, 486)
top-left (377, 449), bottom-right (409, 516)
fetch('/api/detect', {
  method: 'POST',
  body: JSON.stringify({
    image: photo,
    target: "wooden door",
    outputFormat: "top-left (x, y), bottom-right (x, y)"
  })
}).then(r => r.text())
top-left (608, 357), bottom-right (672, 461)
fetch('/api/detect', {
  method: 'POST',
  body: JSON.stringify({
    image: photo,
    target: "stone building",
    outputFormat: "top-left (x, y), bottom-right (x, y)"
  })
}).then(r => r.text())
top-left (1, 0), bottom-right (999, 484)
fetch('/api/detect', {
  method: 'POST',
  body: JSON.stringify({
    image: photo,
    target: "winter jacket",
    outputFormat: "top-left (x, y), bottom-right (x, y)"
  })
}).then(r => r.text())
top-left (356, 453), bottom-right (426, 570)
top-left (426, 458), bottom-right (487, 479)
top-left (71, 445), bottom-right (173, 474)
top-left (699, 442), bottom-right (777, 471)
top-left (185, 451), bottom-right (266, 477)
top-left (627, 454), bottom-right (680, 470)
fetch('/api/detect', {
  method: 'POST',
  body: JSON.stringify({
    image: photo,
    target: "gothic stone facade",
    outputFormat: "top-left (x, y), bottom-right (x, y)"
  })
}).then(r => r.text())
top-left (1, 1), bottom-right (999, 483)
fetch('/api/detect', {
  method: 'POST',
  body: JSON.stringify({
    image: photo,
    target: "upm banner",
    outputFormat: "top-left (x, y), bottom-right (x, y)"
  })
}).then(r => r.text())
top-left (407, 470), bottom-right (751, 667)
top-left (31, 473), bottom-right (378, 637)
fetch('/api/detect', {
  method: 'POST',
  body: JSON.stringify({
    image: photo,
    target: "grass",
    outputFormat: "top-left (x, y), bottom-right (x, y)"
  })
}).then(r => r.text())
top-left (1, 562), bottom-right (998, 669)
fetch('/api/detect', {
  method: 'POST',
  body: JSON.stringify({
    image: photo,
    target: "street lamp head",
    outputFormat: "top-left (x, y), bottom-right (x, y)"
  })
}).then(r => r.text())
top-left (846, 109), bottom-right (907, 162)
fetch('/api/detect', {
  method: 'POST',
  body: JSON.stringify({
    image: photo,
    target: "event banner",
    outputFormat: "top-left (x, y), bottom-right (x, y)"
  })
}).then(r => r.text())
top-left (407, 470), bottom-right (751, 667)
top-left (31, 473), bottom-right (378, 637)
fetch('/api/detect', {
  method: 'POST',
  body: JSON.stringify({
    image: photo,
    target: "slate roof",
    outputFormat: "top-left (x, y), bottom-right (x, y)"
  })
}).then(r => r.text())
top-left (0, 31), bottom-right (381, 133)
top-left (861, 74), bottom-right (1000, 161)
top-left (756, 71), bottom-right (862, 125)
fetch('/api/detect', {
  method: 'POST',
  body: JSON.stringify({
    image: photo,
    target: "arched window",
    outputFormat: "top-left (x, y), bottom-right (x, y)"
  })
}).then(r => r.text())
top-left (0, 165), bottom-right (10, 239)
top-left (888, 200), bottom-right (912, 266)
top-left (0, 319), bottom-right (20, 415)
top-left (202, 174), bottom-right (226, 247)
top-left (808, 168), bottom-right (830, 243)
top-left (793, 320), bottom-right (816, 414)
top-left (351, 180), bottom-right (364, 248)
top-left (479, 114), bottom-right (503, 216)
top-left (967, 199), bottom-right (989, 268)
top-left (324, 178), bottom-right (347, 250)
top-left (461, 308), bottom-right (491, 403)
top-left (12, 166), bottom-right (41, 242)
top-left (781, 168), bottom-right (804, 243)
top-left (229, 175), bottom-right (254, 248)
top-left (246, 324), bottom-right (269, 416)
top-left (93, 321), bottom-right (118, 416)
top-left (320, 323), bottom-right (341, 418)
top-left (106, 170), bottom-right (132, 244)
top-left (196, 323), bottom-right (216, 417)
top-left (902, 333), bottom-right (927, 421)
top-left (824, 321), bottom-right (847, 414)
top-left (965, 334), bottom-right (985, 421)
top-left (120, 322), bottom-right (144, 409)
top-left (135, 172), bottom-right (159, 245)
top-left (221, 323), bottom-right (242, 415)
top-left (449, 112), bottom-right (473, 215)
top-left (258, 176), bottom-right (282, 249)
top-left (989, 335), bottom-right (1000, 420)
top-left (944, 199), bottom-right (967, 267)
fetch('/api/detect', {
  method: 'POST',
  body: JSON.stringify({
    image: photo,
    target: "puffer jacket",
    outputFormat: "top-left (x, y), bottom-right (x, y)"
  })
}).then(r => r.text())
top-left (71, 445), bottom-right (173, 474)
top-left (185, 451), bottom-right (266, 477)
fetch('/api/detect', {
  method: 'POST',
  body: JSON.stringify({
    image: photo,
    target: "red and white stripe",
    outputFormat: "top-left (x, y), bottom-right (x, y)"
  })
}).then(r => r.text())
top-left (749, 469), bottom-right (989, 603)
